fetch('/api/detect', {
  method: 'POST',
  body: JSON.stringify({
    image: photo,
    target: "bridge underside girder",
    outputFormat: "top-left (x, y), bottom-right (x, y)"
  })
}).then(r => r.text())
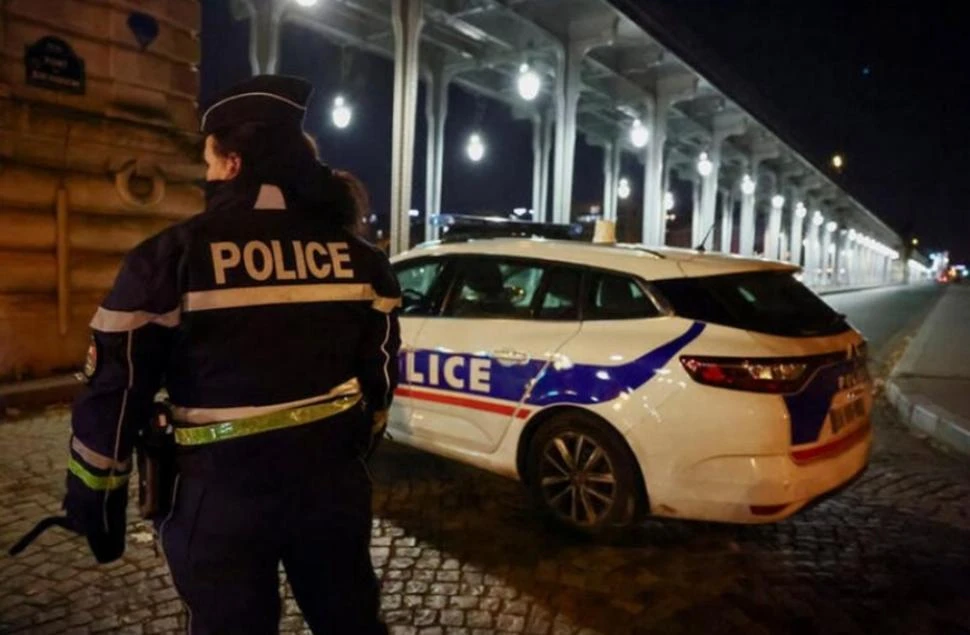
top-left (232, 0), bottom-right (902, 285)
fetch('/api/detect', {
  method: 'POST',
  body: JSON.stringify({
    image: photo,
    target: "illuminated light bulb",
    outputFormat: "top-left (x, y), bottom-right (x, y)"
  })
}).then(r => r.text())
top-left (331, 96), bottom-right (352, 129)
top-left (696, 152), bottom-right (713, 177)
top-left (630, 119), bottom-right (649, 148)
top-left (466, 133), bottom-right (485, 162)
top-left (617, 177), bottom-right (631, 200)
top-left (516, 64), bottom-right (541, 101)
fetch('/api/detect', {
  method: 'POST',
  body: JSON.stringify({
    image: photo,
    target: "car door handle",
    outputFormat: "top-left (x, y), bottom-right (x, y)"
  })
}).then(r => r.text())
top-left (491, 348), bottom-right (530, 364)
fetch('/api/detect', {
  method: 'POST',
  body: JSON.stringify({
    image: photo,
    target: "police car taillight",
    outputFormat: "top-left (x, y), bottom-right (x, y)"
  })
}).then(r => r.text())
top-left (679, 356), bottom-right (811, 394)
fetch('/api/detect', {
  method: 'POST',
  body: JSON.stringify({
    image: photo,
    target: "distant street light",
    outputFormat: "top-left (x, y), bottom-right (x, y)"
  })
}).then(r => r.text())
top-left (331, 96), bottom-right (352, 129)
top-left (466, 133), bottom-right (485, 162)
top-left (771, 194), bottom-right (785, 209)
top-left (630, 119), bottom-right (649, 148)
top-left (293, 0), bottom-right (318, 6)
top-left (740, 174), bottom-right (756, 196)
top-left (812, 211), bottom-right (824, 227)
top-left (911, 237), bottom-right (919, 247)
top-left (696, 152), bottom-right (713, 177)
top-left (617, 177), bottom-right (631, 200)
top-left (795, 202), bottom-right (807, 218)
top-left (826, 220), bottom-right (837, 233)
top-left (664, 191), bottom-right (675, 211)
top-left (516, 64), bottom-right (542, 101)
top-left (831, 154), bottom-right (844, 170)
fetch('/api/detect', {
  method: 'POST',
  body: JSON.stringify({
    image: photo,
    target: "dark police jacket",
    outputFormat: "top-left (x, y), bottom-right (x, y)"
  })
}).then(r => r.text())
top-left (64, 176), bottom-right (401, 561)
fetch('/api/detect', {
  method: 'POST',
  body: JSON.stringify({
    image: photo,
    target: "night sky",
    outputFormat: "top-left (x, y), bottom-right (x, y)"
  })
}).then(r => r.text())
top-left (200, 1), bottom-right (968, 262)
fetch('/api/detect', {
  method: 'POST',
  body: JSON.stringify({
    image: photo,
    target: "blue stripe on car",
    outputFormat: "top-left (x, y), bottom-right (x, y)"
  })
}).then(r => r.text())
top-left (401, 321), bottom-right (706, 408)
top-left (783, 358), bottom-right (856, 444)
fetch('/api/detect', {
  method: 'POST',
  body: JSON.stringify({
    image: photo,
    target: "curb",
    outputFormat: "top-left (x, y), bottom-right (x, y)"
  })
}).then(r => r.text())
top-left (0, 374), bottom-right (82, 415)
top-left (885, 380), bottom-right (970, 457)
top-left (816, 283), bottom-right (906, 297)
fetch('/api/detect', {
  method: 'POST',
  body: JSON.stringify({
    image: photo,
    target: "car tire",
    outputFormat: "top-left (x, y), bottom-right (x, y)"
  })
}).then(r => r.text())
top-left (526, 411), bottom-right (643, 536)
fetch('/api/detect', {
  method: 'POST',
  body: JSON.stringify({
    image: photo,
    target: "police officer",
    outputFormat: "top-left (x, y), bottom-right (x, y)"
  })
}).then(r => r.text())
top-left (62, 75), bottom-right (399, 634)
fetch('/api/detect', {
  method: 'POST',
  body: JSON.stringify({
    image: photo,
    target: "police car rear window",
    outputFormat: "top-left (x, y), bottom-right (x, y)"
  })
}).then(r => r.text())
top-left (652, 271), bottom-right (848, 337)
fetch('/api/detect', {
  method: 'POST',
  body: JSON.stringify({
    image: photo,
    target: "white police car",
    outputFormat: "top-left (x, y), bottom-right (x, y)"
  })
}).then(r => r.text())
top-left (388, 228), bottom-right (872, 533)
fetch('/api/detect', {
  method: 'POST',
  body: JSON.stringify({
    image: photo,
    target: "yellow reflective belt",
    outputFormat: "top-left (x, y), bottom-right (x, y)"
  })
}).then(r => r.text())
top-left (68, 458), bottom-right (130, 491)
top-left (174, 393), bottom-right (362, 446)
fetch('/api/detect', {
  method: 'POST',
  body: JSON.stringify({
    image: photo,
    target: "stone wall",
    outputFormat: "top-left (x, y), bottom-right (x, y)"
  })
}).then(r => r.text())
top-left (0, 0), bottom-right (203, 381)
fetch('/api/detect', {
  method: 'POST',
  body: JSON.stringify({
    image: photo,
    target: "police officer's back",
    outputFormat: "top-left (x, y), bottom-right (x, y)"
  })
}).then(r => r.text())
top-left (60, 76), bottom-right (399, 634)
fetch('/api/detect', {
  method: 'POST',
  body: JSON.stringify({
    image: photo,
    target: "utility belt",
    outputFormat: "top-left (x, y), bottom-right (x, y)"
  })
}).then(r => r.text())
top-left (139, 381), bottom-right (363, 520)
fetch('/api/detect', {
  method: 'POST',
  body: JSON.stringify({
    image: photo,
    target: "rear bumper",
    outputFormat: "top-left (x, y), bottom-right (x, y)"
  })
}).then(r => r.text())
top-left (648, 421), bottom-right (872, 524)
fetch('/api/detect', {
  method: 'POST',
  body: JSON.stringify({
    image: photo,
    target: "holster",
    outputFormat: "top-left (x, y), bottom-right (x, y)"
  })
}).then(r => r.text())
top-left (136, 402), bottom-right (178, 521)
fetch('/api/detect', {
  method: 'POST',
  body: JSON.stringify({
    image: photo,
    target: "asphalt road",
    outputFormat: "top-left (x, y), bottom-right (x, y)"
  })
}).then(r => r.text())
top-left (824, 283), bottom-right (946, 369)
top-left (1, 283), bottom-right (968, 635)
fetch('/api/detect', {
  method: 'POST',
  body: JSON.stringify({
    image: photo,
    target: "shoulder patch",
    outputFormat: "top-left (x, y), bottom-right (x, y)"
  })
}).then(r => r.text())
top-left (83, 336), bottom-right (99, 382)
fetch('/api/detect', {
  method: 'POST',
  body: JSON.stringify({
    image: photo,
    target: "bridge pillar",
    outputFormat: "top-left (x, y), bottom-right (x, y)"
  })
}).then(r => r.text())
top-left (805, 210), bottom-right (824, 285)
top-left (389, 0), bottom-right (424, 255)
top-left (642, 76), bottom-right (697, 246)
top-left (531, 108), bottom-right (554, 222)
top-left (835, 228), bottom-right (850, 286)
top-left (601, 139), bottom-right (622, 221)
top-left (821, 219), bottom-right (835, 286)
top-left (767, 191), bottom-right (784, 260)
top-left (790, 201), bottom-right (807, 267)
top-left (424, 58), bottom-right (448, 241)
top-left (739, 180), bottom-right (757, 256)
top-left (719, 188), bottom-right (734, 252)
top-left (242, 0), bottom-right (284, 75)
top-left (697, 114), bottom-right (746, 249)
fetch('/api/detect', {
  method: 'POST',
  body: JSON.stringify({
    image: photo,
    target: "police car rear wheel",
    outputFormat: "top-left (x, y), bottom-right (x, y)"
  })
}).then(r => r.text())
top-left (527, 414), bottom-right (639, 534)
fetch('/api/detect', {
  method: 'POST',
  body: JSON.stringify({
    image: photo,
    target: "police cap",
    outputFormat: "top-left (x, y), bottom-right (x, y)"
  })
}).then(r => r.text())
top-left (200, 75), bottom-right (312, 134)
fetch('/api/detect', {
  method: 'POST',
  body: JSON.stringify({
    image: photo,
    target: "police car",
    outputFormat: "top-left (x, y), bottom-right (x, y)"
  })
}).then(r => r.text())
top-left (387, 219), bottom-right (872, 533)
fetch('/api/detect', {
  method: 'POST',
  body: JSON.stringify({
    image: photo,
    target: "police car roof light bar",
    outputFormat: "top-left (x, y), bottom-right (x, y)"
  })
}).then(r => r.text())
top-left (437, 215), bottom-right (588, 243)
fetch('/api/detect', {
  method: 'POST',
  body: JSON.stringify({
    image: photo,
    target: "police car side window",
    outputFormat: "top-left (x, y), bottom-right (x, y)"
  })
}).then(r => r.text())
top-left (394, 259), bottom-right (445, 316)
top-left (584, 273), bottom-right (660, 320)
top-left (445, 258), bottom-right (544, 319)
top-left (535, 267), bottom-right (581, 321)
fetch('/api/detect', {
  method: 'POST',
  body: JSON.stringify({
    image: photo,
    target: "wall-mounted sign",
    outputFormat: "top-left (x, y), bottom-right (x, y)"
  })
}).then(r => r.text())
top-left (24, 36), bottom-right (86, 95)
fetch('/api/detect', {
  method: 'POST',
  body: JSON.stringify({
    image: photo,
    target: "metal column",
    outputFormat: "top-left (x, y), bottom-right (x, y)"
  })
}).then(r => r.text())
top-left (551, 45), bottom-right (583, 224)
top-left (719, 190), bottom-right (734, 253)
top-left (790, 204), bottom-right (805, 267)
top-left (247, 0), bottom-right (282, 75)
top-left (697, 147), bottom-right (722, 248)
top-left (601, 140), bottom-right (621, 222)
top-left (739, 188), bottom-right (756, 256)
top-left (532, 112), bottom-right (544, 220)
top-left (641, 101), bottom-right (667, 246)
top-left (689, 175), bottom-right (701, 246)
top-left (424, 61), bottom-right (448, 241)
top-left (821, 224), bottom-right (833, 286)
top-left (767, 196), bottom-right (784, 260)
top-left (534, 109), bottom-right (553, 222)
top-left (389, 0), bottom-right (424, 255)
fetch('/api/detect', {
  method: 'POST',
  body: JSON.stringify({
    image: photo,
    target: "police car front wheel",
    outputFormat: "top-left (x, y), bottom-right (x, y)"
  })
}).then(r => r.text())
top-left (527, 413), bottom-right (641, 534)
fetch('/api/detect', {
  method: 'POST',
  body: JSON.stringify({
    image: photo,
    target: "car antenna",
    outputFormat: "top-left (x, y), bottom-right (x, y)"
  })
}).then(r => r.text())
top-left (695, 221), bottom-right (717, 253)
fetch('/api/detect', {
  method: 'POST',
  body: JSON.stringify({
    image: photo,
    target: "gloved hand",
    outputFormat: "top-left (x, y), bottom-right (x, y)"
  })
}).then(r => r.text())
top-left (364, 409), bottom-right (389, 460)
top-left (63, 468), bottom-right (129, 564)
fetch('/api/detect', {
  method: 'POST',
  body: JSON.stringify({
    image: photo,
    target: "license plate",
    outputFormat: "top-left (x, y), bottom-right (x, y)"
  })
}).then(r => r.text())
top-left (830, 398), bottom-right (866, 434)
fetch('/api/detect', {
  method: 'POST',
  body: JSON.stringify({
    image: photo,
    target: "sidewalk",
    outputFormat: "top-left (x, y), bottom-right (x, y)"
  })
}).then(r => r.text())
top-left (886, 283), bottom-right (970, 456)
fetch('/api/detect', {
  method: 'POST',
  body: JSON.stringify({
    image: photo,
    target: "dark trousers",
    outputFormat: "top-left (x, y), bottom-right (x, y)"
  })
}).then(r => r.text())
top-left (158, 409), bottom-right (387, 634)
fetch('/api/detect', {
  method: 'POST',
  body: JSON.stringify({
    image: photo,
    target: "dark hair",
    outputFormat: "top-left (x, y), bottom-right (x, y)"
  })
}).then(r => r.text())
top-left (210, 123), bottom-right (365, 234)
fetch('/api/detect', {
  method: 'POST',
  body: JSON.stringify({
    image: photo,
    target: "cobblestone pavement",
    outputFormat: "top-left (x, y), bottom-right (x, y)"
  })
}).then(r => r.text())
top-left (2, 399), bottom-right (968, 635)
